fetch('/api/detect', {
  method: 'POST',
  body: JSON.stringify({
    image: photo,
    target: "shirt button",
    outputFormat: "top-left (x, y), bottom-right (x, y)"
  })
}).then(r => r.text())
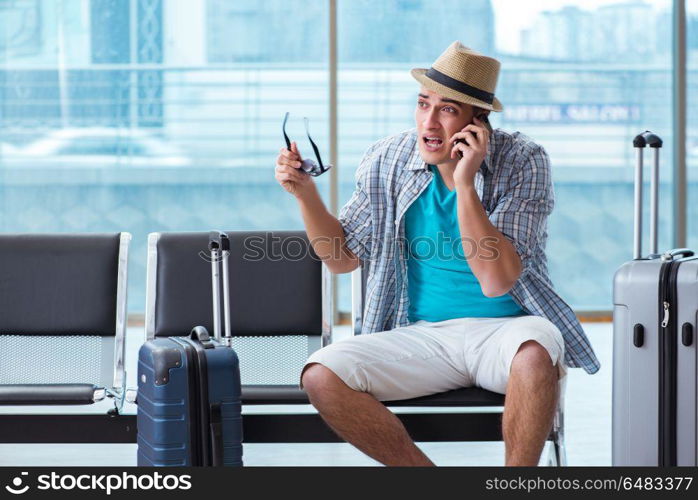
top-left (413, 188), bottom-right (419, 194)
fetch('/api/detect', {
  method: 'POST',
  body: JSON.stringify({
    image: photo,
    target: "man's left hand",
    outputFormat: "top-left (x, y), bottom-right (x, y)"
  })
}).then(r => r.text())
top-left (449, 116), bottom-right (490, 189)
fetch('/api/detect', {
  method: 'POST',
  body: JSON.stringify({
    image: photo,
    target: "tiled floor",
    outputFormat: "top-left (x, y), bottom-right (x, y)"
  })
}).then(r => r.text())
top-left (0, 323), bottom-right (612, 466)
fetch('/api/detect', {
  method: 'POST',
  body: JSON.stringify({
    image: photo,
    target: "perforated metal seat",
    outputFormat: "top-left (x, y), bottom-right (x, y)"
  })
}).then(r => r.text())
top-left (0, 233), bottom-right (131, 411)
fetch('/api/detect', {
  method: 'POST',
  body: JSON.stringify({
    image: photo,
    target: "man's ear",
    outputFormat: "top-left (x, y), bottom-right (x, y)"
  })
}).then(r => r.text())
top-left (475, 109), bottom-right (493, 134)
top-left (471, 106), bottom-right (490, 121)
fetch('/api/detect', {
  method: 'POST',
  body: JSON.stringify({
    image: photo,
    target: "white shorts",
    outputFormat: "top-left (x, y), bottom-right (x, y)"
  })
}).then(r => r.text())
top-left (301, 315), bottom-right (566, 401)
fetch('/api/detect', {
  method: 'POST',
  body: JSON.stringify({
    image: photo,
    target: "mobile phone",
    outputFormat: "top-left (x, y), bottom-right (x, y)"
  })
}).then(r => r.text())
top-left (479, 113), bottom-right (493, 134)
top-left (454, 113), bottom-right (492, 156)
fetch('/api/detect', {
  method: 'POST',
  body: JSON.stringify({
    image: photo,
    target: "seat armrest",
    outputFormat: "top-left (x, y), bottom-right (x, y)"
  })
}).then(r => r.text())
top-left (241, 385), bottom-right (310, 405)
top-left (0, 384), bottom-right (101, 405)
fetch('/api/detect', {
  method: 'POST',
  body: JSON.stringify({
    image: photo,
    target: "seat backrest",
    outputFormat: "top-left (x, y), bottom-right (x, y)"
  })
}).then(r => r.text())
top-left (0, 233), bottom-right (130, 390)
top-left (146, 231), bottom-right (332, 385)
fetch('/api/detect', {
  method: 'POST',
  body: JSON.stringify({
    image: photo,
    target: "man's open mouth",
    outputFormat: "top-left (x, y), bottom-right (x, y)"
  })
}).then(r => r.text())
top-left (423, 136), bottom-right (443, 150)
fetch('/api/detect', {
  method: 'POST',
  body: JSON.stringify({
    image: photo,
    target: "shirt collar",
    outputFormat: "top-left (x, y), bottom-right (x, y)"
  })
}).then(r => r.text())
top-left (405, 129), bottom-right (495, 174)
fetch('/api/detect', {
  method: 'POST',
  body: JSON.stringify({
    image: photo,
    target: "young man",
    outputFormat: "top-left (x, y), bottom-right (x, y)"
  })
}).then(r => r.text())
top-left (274, 41), bottom-right (599, 466)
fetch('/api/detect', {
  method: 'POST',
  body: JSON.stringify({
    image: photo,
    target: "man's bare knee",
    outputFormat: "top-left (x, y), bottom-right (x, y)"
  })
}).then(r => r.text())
top-left (301, 363), bottom-right (348, 397)
top-left (511, 340), bottom-right (556, 381)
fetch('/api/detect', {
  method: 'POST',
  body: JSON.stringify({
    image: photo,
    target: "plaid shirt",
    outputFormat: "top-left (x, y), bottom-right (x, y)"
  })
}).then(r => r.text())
top-left (339, 128), bottom-right (600, 374)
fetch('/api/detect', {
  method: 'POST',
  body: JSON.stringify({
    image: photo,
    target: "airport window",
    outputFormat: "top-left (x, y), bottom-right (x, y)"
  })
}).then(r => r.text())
top-left (0, 0), bottom-right (689, 316)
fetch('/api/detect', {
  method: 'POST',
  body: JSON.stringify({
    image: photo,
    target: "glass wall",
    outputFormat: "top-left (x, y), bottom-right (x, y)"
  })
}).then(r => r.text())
top-left (494, 0), bottom-right (674, 309)
top-left (337, 0), bottom-right (673, 311)
top-left (0, 0), bottom-right (688, 316)
top-left (0, 0), bottom-right (329, 313)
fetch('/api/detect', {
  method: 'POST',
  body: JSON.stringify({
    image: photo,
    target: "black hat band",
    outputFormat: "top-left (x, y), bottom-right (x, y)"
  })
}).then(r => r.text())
top-left (425, 67), bottom-right (494, 105)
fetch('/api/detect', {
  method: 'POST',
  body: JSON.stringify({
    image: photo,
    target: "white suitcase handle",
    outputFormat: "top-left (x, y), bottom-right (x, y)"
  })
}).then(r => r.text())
top-left (632, 131), bottom-right (662, 260)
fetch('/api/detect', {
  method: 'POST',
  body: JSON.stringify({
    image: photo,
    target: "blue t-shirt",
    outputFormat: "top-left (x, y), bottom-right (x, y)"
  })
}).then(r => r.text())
top-left (404, 165), bottom-right (526, 322)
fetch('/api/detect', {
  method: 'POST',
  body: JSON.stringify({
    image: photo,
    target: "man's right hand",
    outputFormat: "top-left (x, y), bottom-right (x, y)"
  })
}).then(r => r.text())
top-left (274, 141), bottom-right (358, 274)
top-left (275, 141), bottom-right (314, 199)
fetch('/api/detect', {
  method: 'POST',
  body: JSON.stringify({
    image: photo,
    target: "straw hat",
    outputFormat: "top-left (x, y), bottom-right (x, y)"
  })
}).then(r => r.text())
top-left (411, 41), bottom-right (503, 112)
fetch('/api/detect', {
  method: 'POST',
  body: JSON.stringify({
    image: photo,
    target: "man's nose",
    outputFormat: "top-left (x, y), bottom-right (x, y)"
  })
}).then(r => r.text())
top-left (422, 108), bottom-right (440, 129)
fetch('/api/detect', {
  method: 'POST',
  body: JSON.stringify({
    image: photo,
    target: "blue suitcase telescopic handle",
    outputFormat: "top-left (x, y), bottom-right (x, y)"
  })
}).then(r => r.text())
top-left (207, 231), bottom-right (231, 341)
top-left (208, 231), bottom-right (230, 252)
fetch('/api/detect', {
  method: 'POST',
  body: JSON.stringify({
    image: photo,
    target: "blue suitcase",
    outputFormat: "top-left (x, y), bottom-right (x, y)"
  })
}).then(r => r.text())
top-left (136, 232), bottom-right (243, 466)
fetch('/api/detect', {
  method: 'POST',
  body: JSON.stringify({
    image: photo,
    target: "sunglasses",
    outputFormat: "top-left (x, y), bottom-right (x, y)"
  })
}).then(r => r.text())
top-left (282, 112), bottom-right (332, 177)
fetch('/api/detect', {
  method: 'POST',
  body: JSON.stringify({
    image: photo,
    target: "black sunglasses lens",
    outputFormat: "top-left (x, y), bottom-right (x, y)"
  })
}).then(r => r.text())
top-left (282, 112), bottom-right (291, 150)
top-left (304, 117), bottom-right (325, 170)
